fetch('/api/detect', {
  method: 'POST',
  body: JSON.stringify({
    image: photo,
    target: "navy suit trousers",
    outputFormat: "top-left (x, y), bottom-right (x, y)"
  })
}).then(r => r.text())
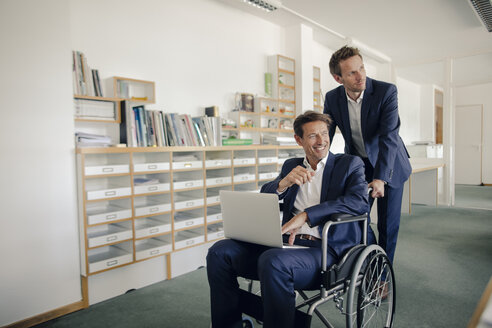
top-left (363, 158), bottom-right (404, 263)
top-left (206, 239), bottom-right (338, 328)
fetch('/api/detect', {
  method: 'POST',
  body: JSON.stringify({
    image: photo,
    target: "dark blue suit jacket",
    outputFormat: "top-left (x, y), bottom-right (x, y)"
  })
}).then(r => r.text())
top-left (260, 152), bottom-right (368, 257)
top-left (324, 77), bottom-right (411, 188)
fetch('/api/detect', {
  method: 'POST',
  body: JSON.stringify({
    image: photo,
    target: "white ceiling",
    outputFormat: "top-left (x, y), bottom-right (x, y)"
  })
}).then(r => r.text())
top-left (221, 0), bottom-right (492, 87)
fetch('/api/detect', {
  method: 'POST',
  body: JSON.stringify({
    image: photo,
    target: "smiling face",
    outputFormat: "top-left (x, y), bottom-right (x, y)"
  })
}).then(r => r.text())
top-left (295, 120), bottom-right (330, 168)
top-left (333, 55), bottom-right (366, 98)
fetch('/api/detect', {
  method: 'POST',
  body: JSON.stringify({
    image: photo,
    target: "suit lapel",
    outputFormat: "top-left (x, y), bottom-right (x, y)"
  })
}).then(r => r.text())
top-left (360, 77), bottom-right (373, 138)
top-left (320, 152), bottom-right (335, 201)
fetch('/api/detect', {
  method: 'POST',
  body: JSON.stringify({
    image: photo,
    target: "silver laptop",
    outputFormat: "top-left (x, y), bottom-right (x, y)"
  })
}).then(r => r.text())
top-left (220, 190), bottom-right (305, 248)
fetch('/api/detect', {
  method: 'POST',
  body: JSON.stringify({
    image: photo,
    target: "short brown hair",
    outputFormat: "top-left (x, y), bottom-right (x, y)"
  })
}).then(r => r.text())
top-left (329, 46), bottom-right (363, 77)
top-left (294, 111), bottom-right (332, 138)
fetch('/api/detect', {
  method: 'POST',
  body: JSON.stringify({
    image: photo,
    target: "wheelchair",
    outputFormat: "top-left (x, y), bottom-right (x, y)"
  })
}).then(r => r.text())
top-left (238, 213), bottom-right (396, 328)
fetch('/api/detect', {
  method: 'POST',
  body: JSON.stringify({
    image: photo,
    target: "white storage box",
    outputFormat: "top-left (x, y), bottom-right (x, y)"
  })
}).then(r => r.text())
top-left (88, 245), bottom-right (133, 273)
top-left (134, 162), bottom-right (170, 173)
top-left (206, 211), bottom-right (222, 223)
top-left (259, 172), bottom-right (278, 180)
top-left (173, 160), bottom-right (202, 170)
top-left (258, 157), bottom-right (278, 164)
top-left (174, 194), bottom-right (204, 210)
top-left (134, 217), bottom-right (172, 238)
top-left (134, 200), bottom-right (171, 217)
top-left (135, 238), bottom-right (172, 260)
top-left (206, 176), bottom-right (232, 187)
top-left (87, 224), bottom-right (133, 248)
top-left (173, 179), bottom-right (203, 190)
top-left (174, 230), bottom-right (205, 250)
top-left (205, 159), bottom-right (232, 168)
top-left (174, 211), bottom-right (205, 230)
top-left (86, 204), bottom-right (132, 225)
top-left (206, 194), bottom-right (220, 205)
top-left (207, 227), bottom-right (224, 241)
top-left (134, 182), bottom-right (170, 195)
top-left (86, 186), bottom-right (131, 201)
top-left (233, 158), bottom-right (255, 166)
top-left (85, 164), bottom-right (129, 176)
top-left (233, 173), bottom-right (255, 183)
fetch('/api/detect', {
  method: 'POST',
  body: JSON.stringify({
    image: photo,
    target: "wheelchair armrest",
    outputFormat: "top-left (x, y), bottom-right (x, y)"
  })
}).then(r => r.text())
top-left (320, 213), bottom-right (368, 272)
top-left (329, 213), bottom-right (368, 222)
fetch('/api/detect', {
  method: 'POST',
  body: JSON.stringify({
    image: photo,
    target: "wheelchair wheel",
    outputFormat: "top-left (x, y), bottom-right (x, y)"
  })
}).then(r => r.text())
top-left (345, 245), bottom-right (394, 328)
top-left (242, 316), bottom-right (254, 328)
top-left (356, 251), bottom-right (395, 328)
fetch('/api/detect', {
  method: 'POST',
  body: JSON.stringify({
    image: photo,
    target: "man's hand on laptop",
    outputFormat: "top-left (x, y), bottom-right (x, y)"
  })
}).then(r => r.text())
top-left (281, 212), bottom-right (308, 245)
top-left (277, 166), bottom-right (315, 193)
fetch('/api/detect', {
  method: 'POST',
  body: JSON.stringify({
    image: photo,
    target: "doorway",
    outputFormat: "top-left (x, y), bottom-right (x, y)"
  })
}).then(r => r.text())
top-left (434, 90), bottom-right (443, 144)
top-left (455, 105), bottom-right (483, 185)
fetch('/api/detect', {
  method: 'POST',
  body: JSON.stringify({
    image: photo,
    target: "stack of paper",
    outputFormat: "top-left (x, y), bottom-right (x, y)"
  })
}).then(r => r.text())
top-left (75, 132), bottom-right (112, 148)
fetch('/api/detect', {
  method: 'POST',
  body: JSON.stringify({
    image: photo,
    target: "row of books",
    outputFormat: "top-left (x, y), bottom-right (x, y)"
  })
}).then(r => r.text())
top-left (120, 102), bottom-right (222, 147)
top-left (72, 51), bottom-right (103, 97)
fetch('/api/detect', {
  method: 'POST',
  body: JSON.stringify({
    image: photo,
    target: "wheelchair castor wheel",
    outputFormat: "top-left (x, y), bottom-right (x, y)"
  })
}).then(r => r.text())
top-left (242, 316), bottom-right (254, 328)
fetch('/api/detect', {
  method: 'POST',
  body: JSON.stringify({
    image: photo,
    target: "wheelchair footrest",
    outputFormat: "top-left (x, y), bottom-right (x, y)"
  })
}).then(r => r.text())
top-left (239, 289), bottom-right (312, 328)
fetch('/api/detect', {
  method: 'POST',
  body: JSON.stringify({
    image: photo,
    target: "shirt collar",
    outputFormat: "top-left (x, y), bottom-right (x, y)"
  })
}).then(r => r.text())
top-left (346, 90), bottom-right (364, 104)
top-left (303, 152), bottom-right (329, 172)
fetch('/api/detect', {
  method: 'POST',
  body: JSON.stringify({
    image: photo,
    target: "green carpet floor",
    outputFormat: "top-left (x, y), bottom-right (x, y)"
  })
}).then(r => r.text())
top-left (455, 184), bottom-right (492, 210)
top-left (35, 187), bottom-right (492, 328)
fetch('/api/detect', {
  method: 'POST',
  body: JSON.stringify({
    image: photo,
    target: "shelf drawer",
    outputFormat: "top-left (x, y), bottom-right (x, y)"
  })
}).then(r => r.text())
top-left (206, 176), bottom-right (232, 187)
top-left (135, 202), bottom-right (171, 217)
top-left (174, 197), bottom-right (204, 210)
top-left (174, 213), bottom-right (204, 230)
top-left (259, 172), bottom-right (278, 180)
top-left (233, 158), bottom-right (255, 166)
top-left (88, 225), bottom-right (133, 248)
top-left (134, 183), bottom-right (170, 195)
top-left (174, 230), bottom-right (205, 250)
top-left (173, 179), bottom-right (203, 190)
top-left (206, 195), bottom-right (220, 204)
top-left (173, 160), bottom-right (202, 170)
top-left (233, 173), bottom-right (255, 183)
top-left (135, 238), bottom-right (172, 261)
top-left (135, 217), bottom-right (171, 238)
top-left (88, 245), bottom-right (133, 273)
top-left (206, 212), bottom-right (222, 223)
top-left (86, 205), bottom-right (132, 225)
top-left (205, 159), bottom-right (231, 168)
top-left (85, 164), bottom-right (129, 176)
top-left (86, 187), bottom-right (131, 200)
top-left (134, 162), bottom-right (170, 173)
top-left (258, 157), bottom-right (278, 164)
top-left (207, 229), bottom-right (224, 241)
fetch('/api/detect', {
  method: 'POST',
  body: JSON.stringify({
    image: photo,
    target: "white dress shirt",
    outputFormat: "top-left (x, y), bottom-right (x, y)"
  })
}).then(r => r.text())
top-left (347, 91), bottom-right (367, 158)
top-left (289, 154), bottom-right (330, 238)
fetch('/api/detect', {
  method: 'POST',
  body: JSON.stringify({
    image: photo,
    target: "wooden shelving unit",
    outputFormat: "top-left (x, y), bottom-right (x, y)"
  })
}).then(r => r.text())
top-left (113, 76), bottom-right (156, 103)
top-left (269, 54), bottom-right (296, 117)
top-left (76, 145), bottom-right (303, 300)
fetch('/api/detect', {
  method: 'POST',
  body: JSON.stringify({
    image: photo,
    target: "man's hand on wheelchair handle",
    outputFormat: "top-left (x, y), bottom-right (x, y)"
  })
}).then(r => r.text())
top-left (276, 166), bottom-right (315, 193)
top-left (281, 212), bottom-right (308, 245)
top-left (368, 179), bottom-right (385, 198)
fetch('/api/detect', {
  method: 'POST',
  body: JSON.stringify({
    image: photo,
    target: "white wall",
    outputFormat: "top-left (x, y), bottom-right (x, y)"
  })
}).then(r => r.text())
top-left (70, 0), bottom-right (284, 117)
top-left (0, 0), bottom-right (81, 326)
top-left (455, 82), bottom-right (492, 184)
top-left (396, 77), bottom-right (422, 144)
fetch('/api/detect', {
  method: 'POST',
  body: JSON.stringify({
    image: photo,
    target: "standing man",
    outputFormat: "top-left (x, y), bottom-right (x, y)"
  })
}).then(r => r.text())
top-left (324, 46), bottom-right (411, 264)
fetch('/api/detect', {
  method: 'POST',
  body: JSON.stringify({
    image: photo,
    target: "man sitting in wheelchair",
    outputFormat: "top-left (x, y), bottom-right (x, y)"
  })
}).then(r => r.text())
top-left (207, 111), bottom-right (372, 328)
